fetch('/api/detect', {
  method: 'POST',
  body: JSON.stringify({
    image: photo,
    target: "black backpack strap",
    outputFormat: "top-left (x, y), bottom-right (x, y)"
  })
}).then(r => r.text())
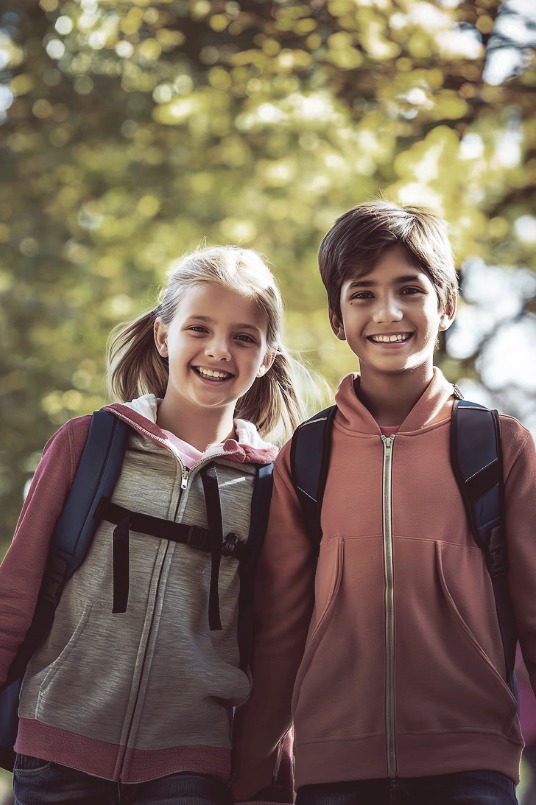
top-left (290, 405), bottom-right (337, 555)
top-left (450, 399), bottom-right (517, 685)
top-left (237, 462), bottom-right (274, 670)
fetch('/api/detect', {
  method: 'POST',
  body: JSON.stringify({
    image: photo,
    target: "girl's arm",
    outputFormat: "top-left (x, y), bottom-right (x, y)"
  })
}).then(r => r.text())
top-left (232, 442), bottom-right (316, 802)
top-left (0, 417), bottom-right (90, 685)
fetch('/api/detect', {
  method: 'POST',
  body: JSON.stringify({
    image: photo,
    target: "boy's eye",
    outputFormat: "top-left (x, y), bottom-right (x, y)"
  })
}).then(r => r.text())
top-left (400, 286), bottom-right (423, 295)
top-left (350, 291), bottom-right (374, 300)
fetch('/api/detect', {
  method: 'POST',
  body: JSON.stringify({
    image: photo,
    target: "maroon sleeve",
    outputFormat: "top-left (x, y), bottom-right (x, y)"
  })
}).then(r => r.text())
top-left (0, 417), bottom-right (91, 684)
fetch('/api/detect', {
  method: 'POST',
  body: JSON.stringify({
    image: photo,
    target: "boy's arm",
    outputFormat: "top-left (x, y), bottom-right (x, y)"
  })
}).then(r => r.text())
top-left (0, 418), bottom-right (89, 684)
top-left (500, 419), bottom-right (536, 692)
top-left (232, 442), bottom-right (316, 802)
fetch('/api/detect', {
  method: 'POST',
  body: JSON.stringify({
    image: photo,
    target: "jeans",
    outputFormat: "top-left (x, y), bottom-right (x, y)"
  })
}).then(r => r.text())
top-left (13, 754), bottom-right (234, 805)
top-left (295, 772), bottom-right (518, 805)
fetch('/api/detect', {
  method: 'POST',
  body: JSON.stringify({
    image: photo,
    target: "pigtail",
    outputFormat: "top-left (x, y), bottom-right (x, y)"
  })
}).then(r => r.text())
top-left (107, 310), bottom-right (168, 402)
top-left (236, 347), bottom-right (314, 445)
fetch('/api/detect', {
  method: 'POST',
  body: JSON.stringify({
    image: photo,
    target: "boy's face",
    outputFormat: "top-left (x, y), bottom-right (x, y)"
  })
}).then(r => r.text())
top-left (330, 245), bottom-right (456, 381)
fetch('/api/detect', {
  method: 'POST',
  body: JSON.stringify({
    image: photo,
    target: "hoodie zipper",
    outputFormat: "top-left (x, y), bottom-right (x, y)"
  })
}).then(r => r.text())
top-left (110, 408), bottom-right (214, 495)
top-left (381, 434), bottom-right (396, 779)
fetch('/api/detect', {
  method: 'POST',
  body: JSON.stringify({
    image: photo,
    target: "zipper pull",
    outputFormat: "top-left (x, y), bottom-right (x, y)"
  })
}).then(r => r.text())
top-left (181, 467), bottom-right (189, 490)
top-left (381, 434), bottom-right (395, 453)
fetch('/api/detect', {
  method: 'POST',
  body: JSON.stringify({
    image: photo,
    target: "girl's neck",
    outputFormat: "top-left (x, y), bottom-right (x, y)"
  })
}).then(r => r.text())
top-left (156, 398), bottom-right (236, 453)
top-left (357, 367), bottom-right (433, 427)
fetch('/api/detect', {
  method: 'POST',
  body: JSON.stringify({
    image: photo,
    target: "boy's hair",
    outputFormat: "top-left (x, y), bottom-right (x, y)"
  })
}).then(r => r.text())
top-left (107, 245), bottom-right (307, 443)
top-left (318, 201), bottom-right (459, 318)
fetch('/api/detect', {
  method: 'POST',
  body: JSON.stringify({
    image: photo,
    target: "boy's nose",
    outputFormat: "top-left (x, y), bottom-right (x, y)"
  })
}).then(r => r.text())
top-left (372, 296), bottom-right (403, 323)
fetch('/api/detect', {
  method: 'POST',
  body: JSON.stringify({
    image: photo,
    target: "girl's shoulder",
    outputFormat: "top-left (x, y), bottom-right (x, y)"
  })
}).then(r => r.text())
top-left (43, 414), bottom-right (92, 455)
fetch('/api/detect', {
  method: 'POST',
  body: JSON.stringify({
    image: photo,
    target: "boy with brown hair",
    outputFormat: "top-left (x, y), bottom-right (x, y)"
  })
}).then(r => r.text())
top-left (232, 201), bottom-right (536, 805)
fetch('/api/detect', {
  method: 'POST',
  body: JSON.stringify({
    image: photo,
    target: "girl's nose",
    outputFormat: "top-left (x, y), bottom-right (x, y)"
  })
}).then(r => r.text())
top-left (206, 339), bottom-right (231, 361)
top-left (372, 295), bottom-right (403, 323)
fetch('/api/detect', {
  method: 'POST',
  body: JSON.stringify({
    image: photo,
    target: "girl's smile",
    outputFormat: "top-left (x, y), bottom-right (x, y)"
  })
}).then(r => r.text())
top-left (154, 282), bottom-right (274, 440)
top-left (193, 366), bottom-right (235, 382)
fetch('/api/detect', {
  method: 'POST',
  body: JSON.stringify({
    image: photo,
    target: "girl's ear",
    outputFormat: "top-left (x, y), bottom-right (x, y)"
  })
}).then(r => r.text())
top-left (257, 348), bottom-right (276, 378)
top-left (438, 297), bottom-right (457, 332)
top-left (154, 318), bottom-right (169, 357)
top-left (329, 310), bottom-right (346, 341)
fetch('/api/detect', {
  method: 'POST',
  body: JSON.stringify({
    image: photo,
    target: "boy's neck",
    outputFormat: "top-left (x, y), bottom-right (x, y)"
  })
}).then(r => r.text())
top-left (357, 368), bottom-right (434, 427)
top-left (156, 399), bottom-right (236, 453)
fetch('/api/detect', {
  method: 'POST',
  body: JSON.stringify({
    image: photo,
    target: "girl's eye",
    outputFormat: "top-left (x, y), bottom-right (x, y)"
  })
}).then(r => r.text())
top-left (187, 325), bottom-right (208, 333)
top-left (235, 333), bottom-right (256, 343)
top-left (400, 286), bottom-right (423, 295)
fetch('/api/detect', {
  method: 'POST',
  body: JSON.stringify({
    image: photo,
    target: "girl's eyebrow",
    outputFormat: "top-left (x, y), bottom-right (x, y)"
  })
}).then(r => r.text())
top-left (186, 314), bottom-right (261, 333)
top-left (347, 273), bottom-right (424, 289)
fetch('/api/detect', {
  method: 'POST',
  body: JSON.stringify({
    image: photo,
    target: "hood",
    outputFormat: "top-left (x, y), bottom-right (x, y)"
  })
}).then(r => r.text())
top-left (103, 394), bottom-right (278, 465)
top-left (335, 367), bottom-right (457, 435)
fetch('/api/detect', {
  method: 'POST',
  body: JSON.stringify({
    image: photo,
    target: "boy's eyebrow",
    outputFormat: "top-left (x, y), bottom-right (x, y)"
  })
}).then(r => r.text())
top-left (346, 273), bottom-right (424, 289)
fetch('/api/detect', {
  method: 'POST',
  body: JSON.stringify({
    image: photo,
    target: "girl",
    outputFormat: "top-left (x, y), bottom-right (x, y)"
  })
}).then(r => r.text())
top-left (0, 246), bottom-right (306, 805)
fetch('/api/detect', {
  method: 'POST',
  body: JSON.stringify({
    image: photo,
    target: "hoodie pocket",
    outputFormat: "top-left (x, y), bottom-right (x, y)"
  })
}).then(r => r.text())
top-left (396, 540), bottom-right (519, 739)
top-left (436, 543), bottom-right (518, 716)
top-left (291, 537), bottom-right (343, 714)
top-left (36, 603), bottom-right (92, 711)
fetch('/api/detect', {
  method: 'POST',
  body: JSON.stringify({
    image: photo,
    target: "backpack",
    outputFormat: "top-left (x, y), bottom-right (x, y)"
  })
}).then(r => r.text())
top-left (0, 410), bottom-right (273, 772)
top-left (290, 396), bottom-right (517, 693)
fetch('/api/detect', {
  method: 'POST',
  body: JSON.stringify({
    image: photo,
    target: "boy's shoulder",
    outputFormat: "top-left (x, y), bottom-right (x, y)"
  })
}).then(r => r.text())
top-left (497, 412), bottom-right (535, 465)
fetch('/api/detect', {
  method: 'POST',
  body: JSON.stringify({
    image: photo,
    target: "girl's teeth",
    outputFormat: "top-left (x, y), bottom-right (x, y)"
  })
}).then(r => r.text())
top-left (198, 368), bottom-right (229, 379)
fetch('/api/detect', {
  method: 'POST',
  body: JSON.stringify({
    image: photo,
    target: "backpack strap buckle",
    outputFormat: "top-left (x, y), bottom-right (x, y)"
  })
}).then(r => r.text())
top-left (40, 554), bottom-right (68, 606)
top-left (486, 525), bottom-right (508, 577)
top-left (222, 532), bottom-right (247, 559)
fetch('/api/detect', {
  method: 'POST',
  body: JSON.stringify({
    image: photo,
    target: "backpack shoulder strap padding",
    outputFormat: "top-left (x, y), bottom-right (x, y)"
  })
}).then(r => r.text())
top-left (4, 411), bottom-right (131, 686)
top-left (450, 399), bottom-right (516, 685)
top-left (290, 405), bottom-right (337, 556)
top-left (53, 410), bottom-right (131, 577)
top-left (450, 399), bottom-right (504, 559)
top-left (237, 462), bottom-right (274, 670)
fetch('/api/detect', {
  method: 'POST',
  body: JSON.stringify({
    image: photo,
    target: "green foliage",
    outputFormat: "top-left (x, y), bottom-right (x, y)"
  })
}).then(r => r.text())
top-left (1, 0), bottom-right (535, 549)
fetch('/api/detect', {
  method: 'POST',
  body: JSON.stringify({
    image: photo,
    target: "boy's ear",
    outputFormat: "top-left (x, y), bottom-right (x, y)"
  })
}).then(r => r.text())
top-left (438, 297), bottom-right (457, 332)
top-left (154, 318), bottom-right (169, 357)
top-left (329, 310), bottom-right (346, 341)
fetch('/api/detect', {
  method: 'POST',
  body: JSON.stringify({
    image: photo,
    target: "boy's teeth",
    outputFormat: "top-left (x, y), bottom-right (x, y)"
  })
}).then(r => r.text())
top-left (197, 367), bottom-right (229, 379)
top-left (373, 334), bottom-right (407, 343)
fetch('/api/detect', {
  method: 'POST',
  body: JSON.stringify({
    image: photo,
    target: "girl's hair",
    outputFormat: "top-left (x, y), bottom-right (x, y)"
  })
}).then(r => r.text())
top-left (107, 245), bottom-right (307, 442)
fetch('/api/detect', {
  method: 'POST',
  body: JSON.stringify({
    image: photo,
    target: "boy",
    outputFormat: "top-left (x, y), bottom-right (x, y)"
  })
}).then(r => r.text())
top-left (232, 201), bottom-right (536, 805)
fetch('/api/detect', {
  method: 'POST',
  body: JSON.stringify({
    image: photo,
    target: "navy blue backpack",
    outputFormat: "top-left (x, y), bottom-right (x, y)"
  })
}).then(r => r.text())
top-left (0, 411), bottom-right (274, 771)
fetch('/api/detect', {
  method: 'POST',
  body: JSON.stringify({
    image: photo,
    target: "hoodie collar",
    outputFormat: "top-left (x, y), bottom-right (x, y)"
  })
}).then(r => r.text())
top-left (103, 394), bottom-right (278, 465)
top-left (335, 367), bottom-right (456, 435)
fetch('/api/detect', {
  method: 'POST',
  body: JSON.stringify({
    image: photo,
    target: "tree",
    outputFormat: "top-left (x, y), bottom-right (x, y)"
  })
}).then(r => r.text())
top-left (1, 0), bottom-right (535, 547)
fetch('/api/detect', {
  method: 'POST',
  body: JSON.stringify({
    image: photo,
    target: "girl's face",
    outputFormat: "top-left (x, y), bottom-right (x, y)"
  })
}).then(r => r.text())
top-left (154, 282), bottom-right (274, 417)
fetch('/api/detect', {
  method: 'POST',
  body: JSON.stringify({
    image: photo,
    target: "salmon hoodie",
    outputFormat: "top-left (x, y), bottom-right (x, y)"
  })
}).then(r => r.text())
top-left (0, 396), bottom-right (277, 783)
top-left (232, 368), bottom-right (536, 799)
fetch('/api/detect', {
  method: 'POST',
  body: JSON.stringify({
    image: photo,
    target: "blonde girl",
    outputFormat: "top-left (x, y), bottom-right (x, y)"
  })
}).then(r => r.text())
top-left (0, 246), bottom-right (305, 805)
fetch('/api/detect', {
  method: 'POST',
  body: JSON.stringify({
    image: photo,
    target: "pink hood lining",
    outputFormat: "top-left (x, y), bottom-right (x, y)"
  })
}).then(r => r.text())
top-left (104, 401), bottom-right (278, 466)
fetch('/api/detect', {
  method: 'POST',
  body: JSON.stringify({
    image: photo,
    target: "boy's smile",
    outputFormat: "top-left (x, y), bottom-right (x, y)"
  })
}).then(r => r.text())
top-left (330, 245), bottom-right (455, 385)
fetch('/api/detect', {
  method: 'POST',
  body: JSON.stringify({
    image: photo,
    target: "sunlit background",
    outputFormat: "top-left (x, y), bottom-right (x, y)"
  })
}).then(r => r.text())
top-left (0, 1), bottom-right (535, 799)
